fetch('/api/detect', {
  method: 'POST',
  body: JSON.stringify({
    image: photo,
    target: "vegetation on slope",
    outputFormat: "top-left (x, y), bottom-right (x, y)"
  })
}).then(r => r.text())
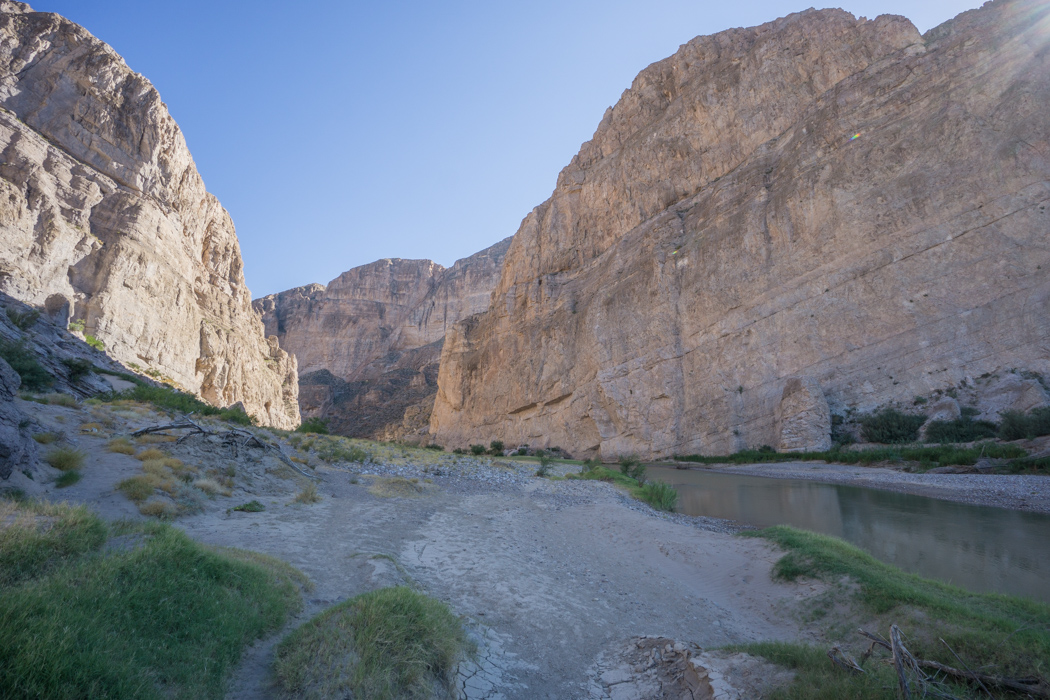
top-left (0, 495), bottom-right (305, 699)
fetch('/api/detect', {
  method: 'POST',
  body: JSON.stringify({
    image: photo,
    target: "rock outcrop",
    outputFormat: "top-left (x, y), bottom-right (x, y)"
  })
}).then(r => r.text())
top-left (255, 238), bottom-right (510, 438)
top-left (431, 0), bottom-right (1050, 458)
top-left (0, 3), bottom-right (299, 428)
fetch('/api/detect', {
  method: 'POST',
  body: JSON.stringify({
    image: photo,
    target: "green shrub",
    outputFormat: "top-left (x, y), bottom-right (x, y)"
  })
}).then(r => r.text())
top-left (535, 454), bottom-right (554, 477)
top-left (469, 444), bottom-right (486, 456)
top-left (274, 586), bottom-right (470, 700)
top-left (0, 340), bottom-right (52, 391)
top-left (43, 446), bottom-right (86, 472)
top-left (425, 444), bottom-right (444, 451)
top-left (859, 408), bottom-right (926, 444)
top-left (84, 335), bottom-right (105, 352)
top-left (67, 319), bottom-right (85, 333)
top-left (233, 500), bottom-right (265, 512)
top-left (296, 417), bottom-right (329, 434)
top-left (452, 448), bottom-right (464, 455)
top-left (489, 440), bottom-right (504, 455)
top-left (516, 446), bottom-right (528, 456)
top-left (924, 416), bottom-right (998, 443)
top-left (60, 358), bottom-right (94, 382)
top-left (617, 454), bottom-right (640, 474)
top-left (581, 457), bottom-right (601, 473)
top-left (999, 407), bottom-right (1050, 441)
top-left (55, 471), bottom-right (81, 488)
top-left (638, 481), bottom-right (677, 512)
top-left (317, 442), bottom-right (369, 464)
top-left (5, 307), bottom-right (39, 330)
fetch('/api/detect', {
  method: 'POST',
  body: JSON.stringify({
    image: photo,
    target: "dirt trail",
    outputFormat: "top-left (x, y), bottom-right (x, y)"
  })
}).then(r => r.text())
top-left (12, 399), bottom-right (825, 699)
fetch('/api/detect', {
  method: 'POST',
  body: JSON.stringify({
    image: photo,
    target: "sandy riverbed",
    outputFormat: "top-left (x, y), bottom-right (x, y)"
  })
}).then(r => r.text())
top-left (9, 398), bottom-right (832, 699)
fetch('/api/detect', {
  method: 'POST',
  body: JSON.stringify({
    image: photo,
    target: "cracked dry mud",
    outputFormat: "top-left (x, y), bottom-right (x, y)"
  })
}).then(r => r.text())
top-left (19, 400), bottom-right (828, 699)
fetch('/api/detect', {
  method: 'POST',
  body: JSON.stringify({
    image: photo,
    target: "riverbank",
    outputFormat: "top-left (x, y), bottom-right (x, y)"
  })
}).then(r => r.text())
top-left (668, 460), bottom-right (1050, 514)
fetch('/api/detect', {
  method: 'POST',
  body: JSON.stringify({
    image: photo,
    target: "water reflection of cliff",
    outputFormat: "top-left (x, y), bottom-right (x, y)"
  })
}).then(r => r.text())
top-left (648, 468), bottom-right (1050, 603)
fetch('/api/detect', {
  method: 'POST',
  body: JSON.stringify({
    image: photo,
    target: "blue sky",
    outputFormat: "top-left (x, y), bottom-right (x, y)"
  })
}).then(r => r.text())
top-left (34, 1), bottom-right (984, 297)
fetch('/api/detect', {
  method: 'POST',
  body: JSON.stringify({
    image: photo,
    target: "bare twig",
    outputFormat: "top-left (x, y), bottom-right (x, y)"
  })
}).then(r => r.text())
top-left (827, 646), bottom-right (865, 675)
top-left (940, 638), bottom-right (993, 698)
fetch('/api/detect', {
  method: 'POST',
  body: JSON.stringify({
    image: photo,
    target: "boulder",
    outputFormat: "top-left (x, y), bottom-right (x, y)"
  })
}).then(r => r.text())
top-left (776, 377), bottom-right (832, 453)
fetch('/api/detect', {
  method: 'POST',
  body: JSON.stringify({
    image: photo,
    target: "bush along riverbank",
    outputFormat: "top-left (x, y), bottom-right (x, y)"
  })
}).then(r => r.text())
top-left (734, 526), bottom-right (1050, 699)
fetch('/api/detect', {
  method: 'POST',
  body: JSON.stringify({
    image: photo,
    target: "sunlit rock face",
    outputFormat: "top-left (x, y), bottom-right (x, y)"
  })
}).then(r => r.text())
top-left (255, 238), bottom-right (511, 439)
top-left (0, 3), bottom-right (299, 428)
top-left (431, 0), bottom-right (1050, 458)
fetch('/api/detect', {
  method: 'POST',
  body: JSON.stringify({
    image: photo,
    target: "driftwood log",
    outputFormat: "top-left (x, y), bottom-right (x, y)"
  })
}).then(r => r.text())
top-left (830, 627), bottom-right (1050, 699)
top-left (130, 416), bottom-right (320, 481)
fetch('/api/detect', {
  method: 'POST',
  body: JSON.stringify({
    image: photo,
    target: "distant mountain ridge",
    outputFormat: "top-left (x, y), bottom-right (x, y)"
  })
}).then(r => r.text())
top-left (254, 237), bottom-right (511, 439)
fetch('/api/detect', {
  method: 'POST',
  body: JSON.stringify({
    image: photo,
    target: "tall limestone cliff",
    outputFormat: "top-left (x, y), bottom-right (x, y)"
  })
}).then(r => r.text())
top-left (431, 0), bottom-right (1050, 458)
top-left (0, 2), bottom-right (299, 428)
top-left (255, 238), bottom-right (510, 438)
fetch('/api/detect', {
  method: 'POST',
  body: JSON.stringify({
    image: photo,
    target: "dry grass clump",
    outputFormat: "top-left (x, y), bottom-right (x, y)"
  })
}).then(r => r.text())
top-left (193, 478), bottom-right (231, 497)
top-left (41, 393), bottom-right (78, 408)
top-left (116, 474), bottom-right (163, 503)
top-left (32, 432), bottom-right (60, 444)
top-left (135, 448), bottom-right (168, 461)
top-left (138, 499), bottom-right (177, 519)
top-left (106, 438), bottom-right (136, 455)
top-left (367, 477), bottom-right (433, 499)
top-left (294, 483), bottom-right (321, 504)
top-left (43, 446), bottom-right (86, 472)
top-left (78, 422), bottom-right (105, 434)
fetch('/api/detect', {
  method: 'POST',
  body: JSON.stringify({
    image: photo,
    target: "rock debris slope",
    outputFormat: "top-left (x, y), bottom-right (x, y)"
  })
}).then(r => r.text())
top-left (0, 2), bottom-right (299, 428)
top-left (255, 238), bottom-right (510, 439)
top-left (431, 0), bottom-right (1050, 458)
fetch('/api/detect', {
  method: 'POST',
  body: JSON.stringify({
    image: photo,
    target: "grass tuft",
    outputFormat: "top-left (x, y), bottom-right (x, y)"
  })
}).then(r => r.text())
top-left (638, 481), bottom-right (678, 512)
top-left (134, 448), bottom-right (168, 461)
top-left (32, 432), bottom-right (60, 444)
top-left (233, 500), bottom-right (265, 513)
top-left (116, 475), bottom-right (159, 503)
top-left (43, 446), bottom-right (86, 471)
top-left (106, 438), bottom-right (136, 455)
top-left (273, 586), bottom-right (471, 700)
top-left (55, 471), bottom-right (82, 488)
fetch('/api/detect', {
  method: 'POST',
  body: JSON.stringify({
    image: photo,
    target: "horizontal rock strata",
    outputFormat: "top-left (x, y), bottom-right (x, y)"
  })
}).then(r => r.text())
top-left (0, 3), bottom-right (298, 428)
top-left (255, 238), bottom-right (510, 438)
top-left (431, 0), bottom-right (1050, 458)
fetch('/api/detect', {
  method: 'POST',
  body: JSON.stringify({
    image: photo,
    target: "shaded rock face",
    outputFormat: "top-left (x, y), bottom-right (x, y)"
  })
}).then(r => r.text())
top-left (0, 356), bottom-right (35, 481)
top-left (0, 4), bottom-right (298, 428)
top-left (255, 238), bottom-right (510, 439)
top-left (432, 0), bottom-right (1050, 458)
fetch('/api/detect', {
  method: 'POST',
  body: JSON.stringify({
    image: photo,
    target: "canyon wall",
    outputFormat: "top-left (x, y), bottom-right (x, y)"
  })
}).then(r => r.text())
top-left (255, 238), bottom-right (510, 438)
top-left (0, 2), bottom-right (299, 428)
top-left (431, 0), bottom-right (1050, 458)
